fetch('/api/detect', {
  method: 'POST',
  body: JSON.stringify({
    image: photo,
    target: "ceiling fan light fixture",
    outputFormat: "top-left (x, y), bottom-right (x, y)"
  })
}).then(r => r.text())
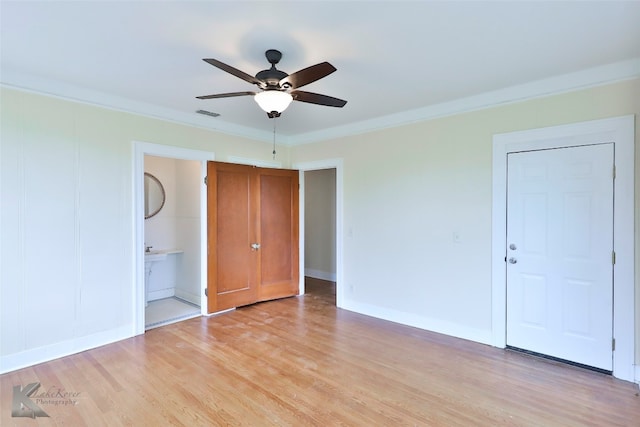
top-left (254, 90), bottom-right (293, 114)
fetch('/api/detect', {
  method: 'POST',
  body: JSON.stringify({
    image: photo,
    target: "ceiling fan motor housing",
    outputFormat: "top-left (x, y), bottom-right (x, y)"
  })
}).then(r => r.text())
top-left (255, 68), bottom-right (289, 89)
top-left (254, 49), bottom-right (289, 89)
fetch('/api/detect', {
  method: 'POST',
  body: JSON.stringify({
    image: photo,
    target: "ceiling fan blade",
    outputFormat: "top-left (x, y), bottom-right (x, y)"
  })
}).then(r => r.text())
top-left (280, 62), bottom-right (336, 89)
top-left (291, 90), bottom-right (347, 107)
top-left (203, 58), bottom-right (262, 86)
top-left (196, 91), bottom-right (256, 100)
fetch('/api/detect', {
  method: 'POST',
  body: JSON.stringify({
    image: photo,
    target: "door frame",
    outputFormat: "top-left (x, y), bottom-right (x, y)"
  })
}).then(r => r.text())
top-left (294, 159), bottom-right (344, 307)
top-left (132, 141), bottom-right (214, 335)
top-left (491, 115), bottom-right (635, 382)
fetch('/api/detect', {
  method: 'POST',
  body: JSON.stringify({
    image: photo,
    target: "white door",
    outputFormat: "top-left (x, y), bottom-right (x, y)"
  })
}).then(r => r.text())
top-left (506, 143), bottom-right (614, 371)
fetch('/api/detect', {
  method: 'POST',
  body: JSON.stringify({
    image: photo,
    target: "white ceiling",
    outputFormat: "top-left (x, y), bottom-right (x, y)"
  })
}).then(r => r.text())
top-left (2, 1), bottom-right (640, 144)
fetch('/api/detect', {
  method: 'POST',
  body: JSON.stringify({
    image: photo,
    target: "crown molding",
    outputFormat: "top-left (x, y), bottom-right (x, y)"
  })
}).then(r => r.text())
top-left (2, 58), bottom-right (638, 147)
top-left (291, 58), bottom-right (640, 145)
top-left (0, 69), bottom-right (277, 143)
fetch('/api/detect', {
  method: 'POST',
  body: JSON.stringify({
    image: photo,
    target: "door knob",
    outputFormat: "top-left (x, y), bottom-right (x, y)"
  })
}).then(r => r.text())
top-left (508, 257), bottom-right (517, 264)
top-left (251, 243), bottom-right (261, 250)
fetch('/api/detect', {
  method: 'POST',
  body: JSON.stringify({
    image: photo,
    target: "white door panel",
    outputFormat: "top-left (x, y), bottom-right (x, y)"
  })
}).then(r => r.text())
top-left (506, 144), bottom-right (613, 370)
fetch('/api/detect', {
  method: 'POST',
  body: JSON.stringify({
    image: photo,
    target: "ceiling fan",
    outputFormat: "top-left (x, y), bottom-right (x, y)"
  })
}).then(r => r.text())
top-left (197, 49), bottom-right (347, 118)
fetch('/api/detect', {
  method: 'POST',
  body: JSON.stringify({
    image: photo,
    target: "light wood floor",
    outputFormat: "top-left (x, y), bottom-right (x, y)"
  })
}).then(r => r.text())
top-left (2, 277), bottom-right (638, 426)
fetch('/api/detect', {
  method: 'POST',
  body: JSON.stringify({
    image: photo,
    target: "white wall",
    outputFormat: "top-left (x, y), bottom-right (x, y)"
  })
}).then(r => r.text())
top-left (174, 158), bottom-right (203, 304)
top-left (1, 92), bottom-right (132, 371)
top-left (304, 169), bottom-right (336, 281)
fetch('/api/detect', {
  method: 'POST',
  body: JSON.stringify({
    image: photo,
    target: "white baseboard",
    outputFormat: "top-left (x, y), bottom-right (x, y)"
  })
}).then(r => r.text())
top-left (340, 298), bottom-right (493, 346)
top-left (174, 288), bottom-right (200, 306)
top-left (305, 268), bottom-right (336, 282)
top-left (635, 365), bottom-right (640, 384)
top-left (0, 325), bottom-right (132, 374)
top-left (148, 288), bottom-right (175, 301)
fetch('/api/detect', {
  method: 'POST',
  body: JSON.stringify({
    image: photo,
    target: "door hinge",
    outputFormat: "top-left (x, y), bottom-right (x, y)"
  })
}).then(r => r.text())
top-left (612, 251), bottom-right (616, 265)
top-left (612, 338), bottom-right (616, 351)
top-left (204, 288), bottom-right (208, 297)
top-left (204, 176), bottom-right (208, 185)
top-left (613, 165), bottom-right (616, 179)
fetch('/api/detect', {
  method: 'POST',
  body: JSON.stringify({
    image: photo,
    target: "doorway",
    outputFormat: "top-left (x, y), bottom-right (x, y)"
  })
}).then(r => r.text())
top-left (133, 142), bottom-right (214, 335)
top-left (295, 159), bottom-right (344, 308)
top-left (491, 115), bottom-right (635, 382)
top-left (303, 168), bottom-right (337, 305)
top-left (143, 155), bottom-right (203, 329)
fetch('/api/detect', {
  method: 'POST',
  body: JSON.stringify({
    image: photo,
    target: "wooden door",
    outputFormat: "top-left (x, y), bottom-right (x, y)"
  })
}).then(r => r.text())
top-left (207, 162), bottom-right (299, 313)
top-left (256, 167), bottom-right (300, 301)
top-left (506, 144), bottom-right (614, 370)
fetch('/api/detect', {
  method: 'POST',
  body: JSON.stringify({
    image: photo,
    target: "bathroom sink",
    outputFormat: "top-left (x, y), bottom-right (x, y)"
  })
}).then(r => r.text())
top-left (144, 250), bottom-right (167, 262)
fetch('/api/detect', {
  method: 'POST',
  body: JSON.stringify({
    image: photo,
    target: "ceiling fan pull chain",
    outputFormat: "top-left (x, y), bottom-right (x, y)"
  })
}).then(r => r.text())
top-left (272, 117), bottom-right (277, 160)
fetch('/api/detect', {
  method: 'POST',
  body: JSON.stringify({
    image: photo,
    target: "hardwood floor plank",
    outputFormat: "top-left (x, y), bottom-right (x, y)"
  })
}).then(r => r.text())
top-left (1, 279), bottom-right (638, 426)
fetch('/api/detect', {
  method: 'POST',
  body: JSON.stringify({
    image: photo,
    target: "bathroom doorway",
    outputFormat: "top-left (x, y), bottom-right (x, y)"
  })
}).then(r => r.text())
top-left (133, 142), bottom-right (214, 335)
top-left (143, 155), bottom-right (202, 329)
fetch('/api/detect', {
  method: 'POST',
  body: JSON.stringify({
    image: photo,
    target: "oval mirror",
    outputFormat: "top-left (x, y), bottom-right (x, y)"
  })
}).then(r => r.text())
top-left (144, 172), bottom-right (165, 219)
